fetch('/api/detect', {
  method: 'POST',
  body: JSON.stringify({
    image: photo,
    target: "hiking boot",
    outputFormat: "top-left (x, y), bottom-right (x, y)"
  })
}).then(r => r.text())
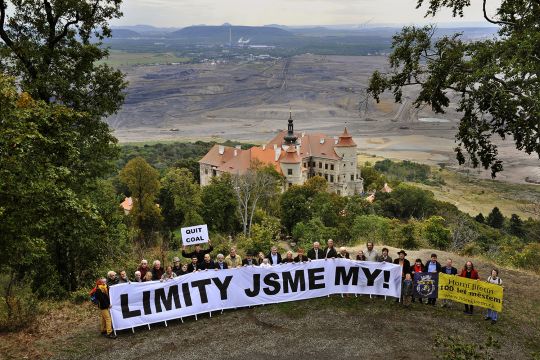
top-left (107, 333), bottom-right (117, 339)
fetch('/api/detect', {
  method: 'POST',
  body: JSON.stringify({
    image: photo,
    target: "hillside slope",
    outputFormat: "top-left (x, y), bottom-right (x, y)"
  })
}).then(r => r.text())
top-left (2, 246), bottom-right (539, 360)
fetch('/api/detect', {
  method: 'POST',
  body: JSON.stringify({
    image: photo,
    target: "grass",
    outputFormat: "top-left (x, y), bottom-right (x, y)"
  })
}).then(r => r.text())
top-left (2, 250), bottom-right (539, 359)
top-left (411, 169), bottom-right (540, 219)
top-left (101, 50), bottom-right (191, 67)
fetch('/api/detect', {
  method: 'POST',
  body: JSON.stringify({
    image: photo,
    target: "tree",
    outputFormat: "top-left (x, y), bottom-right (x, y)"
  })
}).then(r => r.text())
top-left (423, 216), bottom-right (451, 249)
top-left (280, 185), bottom-right (312, 233)
top-left (0, 76), bottom-right (127, 299)
top-left (119, 157), bottom-right (162, 246)
top-left (0, 0), bottom-right (126, 117)
top-left (201, 174), bottom-right (240, 234)
top-left (508, 213), bottom-right (524, 237)
top-left (233, 165), bottom-right (281, 236)
top-left (475, 213), bottom-right (485, 224)
top-left (486, 207), bottom-right (505, 229)
top-left (368, 0), bottom-right (540, 177)
top-left (161, 168), bottom-right (204, 228)
top-left (379, 183), bottom-right (436, 219)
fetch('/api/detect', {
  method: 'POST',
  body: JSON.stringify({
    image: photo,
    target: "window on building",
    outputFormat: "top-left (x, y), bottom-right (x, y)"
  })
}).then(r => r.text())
top-left (205, 168), bottom-right (208, 175)
top-left (288, 169), bottom-right (293, 176)
top-left (325, 163), bottom-right (328, 170)
top-left (324, 174), bottom-right (328, 181)
top-left (319, 162), bottom-right (322, 168)
top-left (351, 174), bottom-right (354, 181)
top-left (212, 169), bottom-right (217, 176)
top-left (288, 182), bottom-right (292, 188)
top-left (330, 175), bottom-right (334, 182)
top-left (337, 190), bottom-right (341, 195)
top-left (330, 164), bottom-right (334, 171)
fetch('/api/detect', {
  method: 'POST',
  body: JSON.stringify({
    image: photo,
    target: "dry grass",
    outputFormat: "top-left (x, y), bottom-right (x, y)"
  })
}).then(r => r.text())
top-left (1, 246), bottom-right (539, 360)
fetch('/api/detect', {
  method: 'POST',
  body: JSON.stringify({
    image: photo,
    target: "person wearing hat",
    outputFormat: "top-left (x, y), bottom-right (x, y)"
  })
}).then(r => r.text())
top-left (393, 250), bottom-right (411, 279)
top-left (172, 257), bottom-right (183, 276)
top-left (424, 253), bottom-right (442, 305)
top-left (242, 251), bottom-right (259, 266)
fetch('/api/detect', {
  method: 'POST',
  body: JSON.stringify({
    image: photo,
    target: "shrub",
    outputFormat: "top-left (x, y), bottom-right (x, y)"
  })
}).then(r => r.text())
top-left (511, 243), bottom-right (540, 272)
top-left (0, 280), bottom-right (40, 332)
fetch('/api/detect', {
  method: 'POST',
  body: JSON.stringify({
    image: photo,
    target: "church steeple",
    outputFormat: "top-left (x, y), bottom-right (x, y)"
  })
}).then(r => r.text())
top-left (283, 111), bottom-right (298, 145)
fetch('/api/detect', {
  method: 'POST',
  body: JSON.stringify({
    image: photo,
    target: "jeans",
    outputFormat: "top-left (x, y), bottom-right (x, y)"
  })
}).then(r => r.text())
top-left (464, 304), bottom-right (474, 313)
top-left (487, 309), bottom-right (498, 321)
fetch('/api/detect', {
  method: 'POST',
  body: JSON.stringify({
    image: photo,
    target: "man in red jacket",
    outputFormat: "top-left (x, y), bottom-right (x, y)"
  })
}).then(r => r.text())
top-left (459, 261), bottom-right (480, 315)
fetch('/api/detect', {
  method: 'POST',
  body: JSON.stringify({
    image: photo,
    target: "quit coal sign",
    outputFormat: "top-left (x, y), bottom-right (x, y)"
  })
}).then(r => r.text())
top-left (181, 224), bottom-right (209, 246)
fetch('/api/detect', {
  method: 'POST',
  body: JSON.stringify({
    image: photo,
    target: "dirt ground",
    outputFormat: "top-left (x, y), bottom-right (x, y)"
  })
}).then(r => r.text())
top-left (2, 246), bottom-right (539, 360)
top-left (107, 55), bottom-right (539, 185)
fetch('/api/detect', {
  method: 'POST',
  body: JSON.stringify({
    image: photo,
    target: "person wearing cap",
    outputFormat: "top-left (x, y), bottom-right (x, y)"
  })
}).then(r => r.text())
top-left (242, 251), bottom-right (258, 266)
top-left (182, 241), bottom-right (214, 264)
top-left (323, 239), bottom-right (338, 259)
top-left (281, 250), bottom-right (295, 263)
top-left (225, 247), bottom-right (243, 268)
top-left (94, 278), bottom-right (117, 339)
top-left (215, 254), bottom-right (229, 270)
top-left (172, 257), bottom-right (183, 276)
top-left (365, 242), bottom-right (378, 262)
top-left (338, 247), bottom-right (350, 259)
top-left (378, 248), bottom-right (392, 263)
top-left (294, 248), bottom-right (309, 262)
top-left (424, 253), bottom-right (442, 305)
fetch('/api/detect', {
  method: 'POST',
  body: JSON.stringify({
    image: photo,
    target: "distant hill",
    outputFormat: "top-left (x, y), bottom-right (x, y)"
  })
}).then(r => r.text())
top-left (111, 29), bottom-right (141, 38)
top-left (168, 25), bottom-right (295, 44)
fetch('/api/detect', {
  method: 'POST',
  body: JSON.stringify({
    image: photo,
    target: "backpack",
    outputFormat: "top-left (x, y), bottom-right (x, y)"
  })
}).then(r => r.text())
top-left (89, 287), bottom-right (99, 306)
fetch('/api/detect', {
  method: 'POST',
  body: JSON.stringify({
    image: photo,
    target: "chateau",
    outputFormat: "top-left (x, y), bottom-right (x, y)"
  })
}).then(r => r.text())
top-left (199, 115), bottom-right (364, 196)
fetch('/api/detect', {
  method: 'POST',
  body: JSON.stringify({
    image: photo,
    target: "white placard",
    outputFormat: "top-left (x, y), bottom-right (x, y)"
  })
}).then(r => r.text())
top-left (181, 224), bottom-right (209, 246)
top-left (109, 259), bottom-right (402, 331)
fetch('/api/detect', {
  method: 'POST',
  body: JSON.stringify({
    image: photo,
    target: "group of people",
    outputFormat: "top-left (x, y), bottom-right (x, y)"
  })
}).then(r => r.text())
top-left (95, 240), bottom-right (503, 338)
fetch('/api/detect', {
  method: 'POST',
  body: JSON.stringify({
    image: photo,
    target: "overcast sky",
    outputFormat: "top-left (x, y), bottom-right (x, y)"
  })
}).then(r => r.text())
top-left (112, 0), bottom-right (499, 27)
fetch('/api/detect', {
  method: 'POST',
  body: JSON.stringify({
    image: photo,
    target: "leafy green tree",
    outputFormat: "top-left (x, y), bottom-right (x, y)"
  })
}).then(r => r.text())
top-left (280, 185), bottom-right (312, 233)
top-left (350, 215), bottom-right (394, 245)
top-left (161, 168), bottom-right (203, 228)
top-left (379, 183), bottom-right (436, 219)
top-left (474, 213), bottom-right (485, 224)
top-left (368, 0), bottom-right (540, 177)
top-left (423, 216), bottom-right (451, 249)
top-left (508, 213), bottom-right (524, 237)
top-left (0, 0), bottom-right (126, 117)
top-left (237, 212), bottom-right (281, 254)
top-left (0, 77), bottom-right (127, 299)
top-left (201, 173), bottom-right (240, 234)
top-left (292, 218), bottom-right (337, 250)
top-left (486, 207), bottom-right (505, 229)
top-left (119, 157), bottom-right (162, 246)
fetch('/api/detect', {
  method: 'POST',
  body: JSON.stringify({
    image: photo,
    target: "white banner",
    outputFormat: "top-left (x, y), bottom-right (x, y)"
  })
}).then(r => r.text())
top-left (109, 259), bottom-right (402, 331)
top-left (181, 224), bottom-right (209, 246)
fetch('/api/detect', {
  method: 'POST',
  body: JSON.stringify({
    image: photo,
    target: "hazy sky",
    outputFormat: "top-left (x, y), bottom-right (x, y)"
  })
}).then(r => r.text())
top-left (113, 0), bottom-right (498, 27)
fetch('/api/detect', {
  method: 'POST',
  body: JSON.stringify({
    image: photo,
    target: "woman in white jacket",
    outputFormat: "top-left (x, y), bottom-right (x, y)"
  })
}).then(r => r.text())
top-left (485, 268), bottom-right (503, 324)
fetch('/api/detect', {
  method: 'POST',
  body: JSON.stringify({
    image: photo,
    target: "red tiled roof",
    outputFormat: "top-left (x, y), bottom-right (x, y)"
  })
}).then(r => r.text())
top-left (281, 145), bottom-right (302, 164)
top-left (335, 127), bottom-right (356, 147)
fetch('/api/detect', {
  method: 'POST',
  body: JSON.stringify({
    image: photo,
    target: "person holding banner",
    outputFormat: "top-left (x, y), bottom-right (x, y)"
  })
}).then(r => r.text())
top-left (216, 254), bottom-right (229, 270)
top-left (267, 246), bottom-right (282, 265)
top-left (393, 250), bottom-right (411, 278)
top-left (200, 254), bottom-right (216, 270)
top-left (440, 259), bottom-right (457, 308)
top-left (242, 251), bottom-right (258, 266)
top-left (485, 269), bottom-right (503, 324)
top-left (365, 242), bottom-right (378, 262)
top-left (307, 242), bottom-right (324, 260)
top-left (324, 239), bottom-right (338, 259)
top-left (151, 260), bottom-right (164, 280)
top-left (187, 256), bottom-right (200, 272)
top-left (172, 257), bottom-right (183, 276)
top-left (338, 247), bottom-right (350, 259)
top-left (410, 259), bottom-right (425, 304)
top-left (460, 261), bottom-right (480, 315)
top-left (282, 251), bottom-right (295, 263)
top-left (356, 250), bottom-right (366, 261)
top-left (225, 247), bottom-right (242, 268)
top-left (94, 278), bottom-right (117, 339)
top-left (182, 241), bottom-right (214, 264)
top-left (137, 259), bottom-right (149, 280)
top-left (161, 266), bottom-right (177, 281)
top-left (294, 248), bottom-right (309, 262)
top-left (424, 254), bottom-right (442, 305)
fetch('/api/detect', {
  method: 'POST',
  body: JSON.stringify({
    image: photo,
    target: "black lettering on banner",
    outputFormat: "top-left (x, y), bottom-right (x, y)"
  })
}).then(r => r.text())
top-left (335, 266), bottom-right (359, 286)
top-left (191, 279), bottom-right (212, 303)
top-left (361, 267), bottom-right (382, 286)
top-left (308, 268), bottom-right (325, 289)
top-left (212, 276), bottom-right (233, 300)
top-left (143, 291), bottom-right (152, 315)
top-left (121, 294), bottom-right (141, 319)
top-left (182, 282), bottom-right (193, 307)
top-left (263, 273), bottom-right (281, 295)
top-left (282, 270), bottom-right (306, 293)
top-left (383, 270), bottom-right (390, 289)
top-left (154, 285), bottom-right (180, 313)
top-left (245, 274), bottom-right (260, 297)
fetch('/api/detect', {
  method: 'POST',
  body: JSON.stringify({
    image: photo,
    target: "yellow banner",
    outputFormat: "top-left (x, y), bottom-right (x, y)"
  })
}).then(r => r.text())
top-left (438, 273), bottom-right (503, 312)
